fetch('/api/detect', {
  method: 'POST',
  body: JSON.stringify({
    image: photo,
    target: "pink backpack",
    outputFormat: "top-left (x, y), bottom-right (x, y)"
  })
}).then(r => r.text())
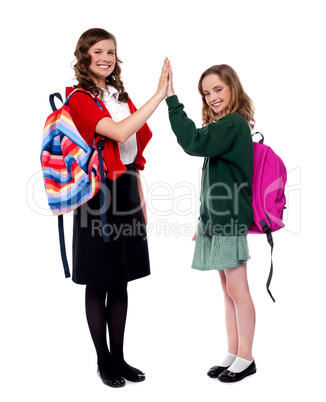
top-left (249, 132), bottom-right (287, 302)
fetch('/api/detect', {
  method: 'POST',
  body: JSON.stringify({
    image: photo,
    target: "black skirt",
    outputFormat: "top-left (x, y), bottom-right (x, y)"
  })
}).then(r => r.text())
top-left (72, 163), bottom-right (150, 286)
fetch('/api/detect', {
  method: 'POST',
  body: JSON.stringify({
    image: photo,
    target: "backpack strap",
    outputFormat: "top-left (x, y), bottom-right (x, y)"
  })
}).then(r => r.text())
top-left (49, 93), bottom-right (63, 111)
top-left (260, 214), bottom-right (276, 302)
top-left (58, 215), bottom-right (70, 278)
top-left (252, 131), bottom-right (264, 144)
top-left (96, 138), bottom-right (110, 243)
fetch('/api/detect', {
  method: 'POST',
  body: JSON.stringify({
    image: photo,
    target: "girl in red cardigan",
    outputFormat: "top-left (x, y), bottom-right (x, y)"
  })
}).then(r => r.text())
top-left (69, 28), bottom-right (169, 388)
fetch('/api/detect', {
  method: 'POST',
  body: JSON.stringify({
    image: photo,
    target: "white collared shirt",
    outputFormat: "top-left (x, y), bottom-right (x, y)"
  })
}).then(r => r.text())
top-left (101, 86), bottom-right (137, 164)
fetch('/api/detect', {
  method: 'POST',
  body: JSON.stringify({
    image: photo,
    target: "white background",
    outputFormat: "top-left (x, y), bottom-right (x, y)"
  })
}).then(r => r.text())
top-left (1, 0), bottom-right (325, 401)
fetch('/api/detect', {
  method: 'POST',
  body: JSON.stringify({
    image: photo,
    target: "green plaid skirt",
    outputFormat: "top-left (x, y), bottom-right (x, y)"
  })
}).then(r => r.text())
top-left (191, 224), bottom-right (250, 271)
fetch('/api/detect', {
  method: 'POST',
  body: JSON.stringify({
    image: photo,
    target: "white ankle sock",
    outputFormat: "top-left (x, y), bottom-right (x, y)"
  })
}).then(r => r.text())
top-left (228, 357), bottom-right (253, 373)
top-left (220, 352), bottom-right (237, 367)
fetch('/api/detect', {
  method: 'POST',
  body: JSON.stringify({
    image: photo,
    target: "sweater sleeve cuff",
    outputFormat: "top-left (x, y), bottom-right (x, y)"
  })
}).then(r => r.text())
top-left (165, 95), bottom-right (180, 108)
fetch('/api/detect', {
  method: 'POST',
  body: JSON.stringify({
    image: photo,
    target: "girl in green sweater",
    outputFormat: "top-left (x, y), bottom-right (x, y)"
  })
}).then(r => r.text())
top-left (166, 63), bottom-right (256, 383)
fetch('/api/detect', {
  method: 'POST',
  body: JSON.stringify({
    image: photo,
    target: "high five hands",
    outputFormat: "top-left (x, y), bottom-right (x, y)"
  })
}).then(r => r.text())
top-left (156, 57), bottom-right (175, 101)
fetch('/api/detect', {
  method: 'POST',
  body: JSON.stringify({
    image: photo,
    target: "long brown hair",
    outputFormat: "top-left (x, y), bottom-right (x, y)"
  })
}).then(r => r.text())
top-left (73, 28), bottom-right (129, 102)
top-left (198, 64), bottom-right (255, 129)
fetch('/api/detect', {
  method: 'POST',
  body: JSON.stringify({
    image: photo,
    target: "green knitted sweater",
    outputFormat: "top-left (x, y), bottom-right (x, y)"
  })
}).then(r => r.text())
top-left (166, 95), bottom-right (254, 236)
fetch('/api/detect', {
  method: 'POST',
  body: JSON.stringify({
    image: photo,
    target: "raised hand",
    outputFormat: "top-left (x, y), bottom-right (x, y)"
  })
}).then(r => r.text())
top-left (167, 61), bottom-right (175, 98)
top-left (155, 57), bottom-right (170, 101)
top-left (96, 58), bottom-right (171, 143)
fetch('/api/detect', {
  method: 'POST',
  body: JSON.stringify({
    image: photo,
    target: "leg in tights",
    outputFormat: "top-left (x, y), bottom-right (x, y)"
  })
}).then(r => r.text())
top-left (105, 284), bottom-right (128, 362)
top-left (85, 285), bottom-right (120, 379)
top-left (85, 283), bottom-right (144, 381)
top-left (107, 283), bottom-right (144, 379)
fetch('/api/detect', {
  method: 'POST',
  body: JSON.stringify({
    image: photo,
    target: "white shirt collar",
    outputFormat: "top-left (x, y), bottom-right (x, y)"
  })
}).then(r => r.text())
top-left (102, 85), bottom-right (119, 101)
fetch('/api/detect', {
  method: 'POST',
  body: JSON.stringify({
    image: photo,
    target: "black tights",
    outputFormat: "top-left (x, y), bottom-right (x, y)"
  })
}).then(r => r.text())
top-left (85, 284), bottom-right (141, 378)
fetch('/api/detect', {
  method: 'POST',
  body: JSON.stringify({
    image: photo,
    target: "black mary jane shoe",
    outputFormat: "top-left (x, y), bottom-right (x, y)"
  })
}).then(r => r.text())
top-left (207, 365), bottom-right (229, 378)
top-left (113, 360), bottom-right (146, 383)
top-left (97, 367), bottom-right (126, 388)
top-left (218, 360), bottom-right (256, 383)
top-left (120, 368), bottom-right (145, 383)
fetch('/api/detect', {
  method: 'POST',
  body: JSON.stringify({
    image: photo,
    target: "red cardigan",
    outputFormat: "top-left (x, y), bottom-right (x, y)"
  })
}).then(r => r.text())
top-left (66, 87), bottom-right (152, 180)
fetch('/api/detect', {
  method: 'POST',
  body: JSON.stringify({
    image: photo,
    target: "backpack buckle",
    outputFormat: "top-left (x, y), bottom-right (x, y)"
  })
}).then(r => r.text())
top-left (96, 138), bottom-right (105, 150)
top-left (259, 219), bottom-right (270, 234)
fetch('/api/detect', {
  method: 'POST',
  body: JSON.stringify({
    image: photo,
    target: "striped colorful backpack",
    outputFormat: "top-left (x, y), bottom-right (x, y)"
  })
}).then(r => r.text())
top-left (40, 89), bottom-right (110, 278)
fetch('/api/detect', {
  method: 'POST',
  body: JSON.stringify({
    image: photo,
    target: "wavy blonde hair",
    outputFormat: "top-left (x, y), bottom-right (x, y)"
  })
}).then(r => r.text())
top-left (73, 28), bottom-right (129, 102)
top-left (198, 64), bottom-right (255, 129)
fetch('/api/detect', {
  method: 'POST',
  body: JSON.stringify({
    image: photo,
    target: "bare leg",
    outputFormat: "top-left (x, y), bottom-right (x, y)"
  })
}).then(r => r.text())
top-left (223, 264), bottom-right (255, 360)
top-left (218, 270), bottom-right (238, 355)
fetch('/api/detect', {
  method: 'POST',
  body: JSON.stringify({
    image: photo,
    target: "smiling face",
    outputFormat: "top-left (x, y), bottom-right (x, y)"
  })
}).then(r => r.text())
top-left (201, 74), bottom-right (232, 116)
top-left (88, 39), bottom-right (116, 87)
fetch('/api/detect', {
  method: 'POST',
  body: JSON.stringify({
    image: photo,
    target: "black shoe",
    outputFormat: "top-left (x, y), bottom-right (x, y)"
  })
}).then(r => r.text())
top-left (207, 365), bottom-right (229, 378)
top-left (113, 360), bottom-right (146, 382)
top-left (97, 367), bottom-right (126, 388)
top-left (119, 366), bottom-right (145, 382)
top-left (218, 360), bottom-right (256, 383)
top-left (123, 371), bottom-right (145, 382)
